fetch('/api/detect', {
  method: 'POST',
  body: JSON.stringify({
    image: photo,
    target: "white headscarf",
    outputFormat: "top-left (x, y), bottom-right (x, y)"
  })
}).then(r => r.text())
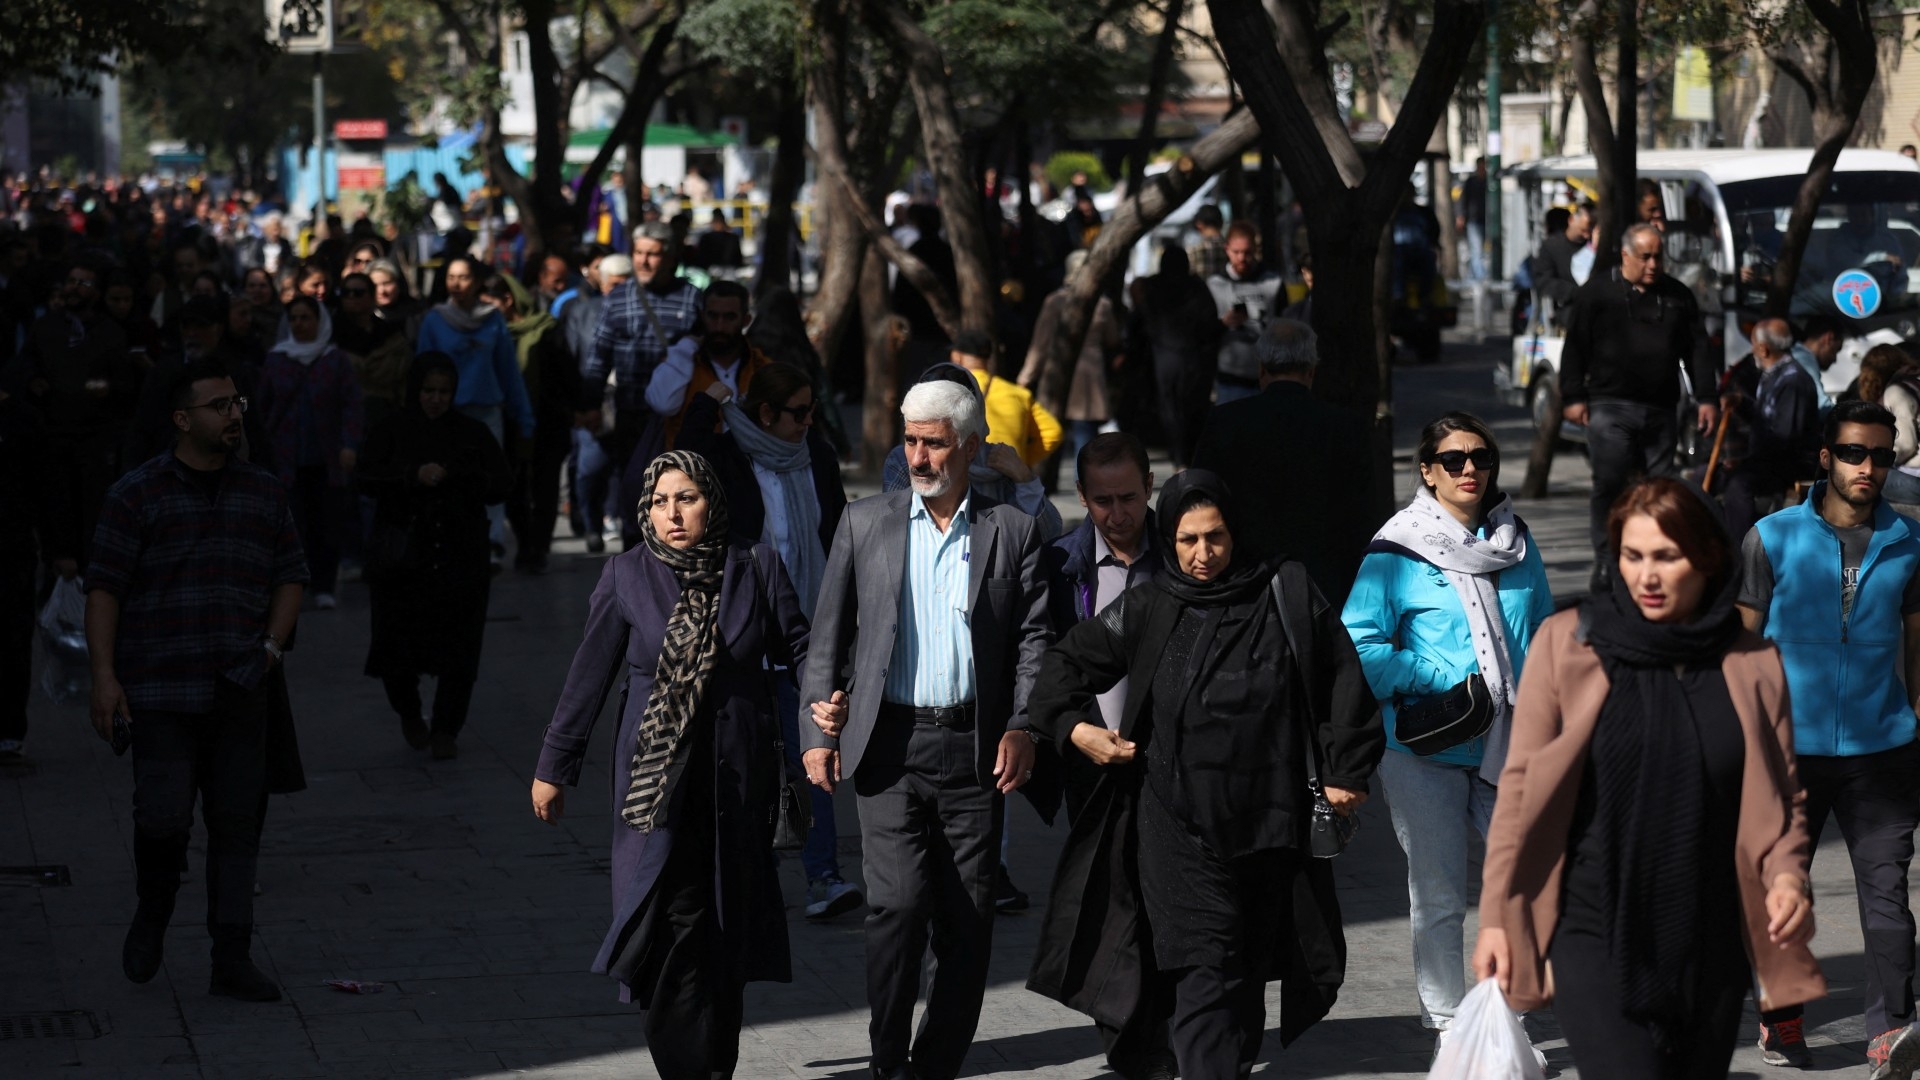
top-left (273, 301), bottom-right (335, 366)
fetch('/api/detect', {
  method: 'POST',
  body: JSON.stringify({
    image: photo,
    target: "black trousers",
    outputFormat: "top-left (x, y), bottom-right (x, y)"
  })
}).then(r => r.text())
top-left (637, 790), bottom-right (746, 1080)
top-left (1764, 742), bottom-right (1920, 1036)
top-left (855, 719), bottom-right (1004, 1080)
top-left (506, 420), bottom-right (572, 564)
top-left (1551, 911), bottom-right (1748, 1079)
top-left (1584, 399), bottom-right (1680, 556)
top-left (0, 540), bottom-right (34, 744)
top-left (380, 673), bottom-right (477, 737)
top-left (131, 689), bottom-right (270, 931)
top-left (1720, 462), bottom-right (1794, 546)
top-left (289, 466), bottom-right (343, 594)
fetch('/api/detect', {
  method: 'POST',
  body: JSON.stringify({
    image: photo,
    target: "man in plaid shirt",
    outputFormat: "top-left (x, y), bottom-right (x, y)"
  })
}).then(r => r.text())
top-left (85, 359), bottom-right (307, 1004)
top-left (576, 221), bottom-right (703, 541)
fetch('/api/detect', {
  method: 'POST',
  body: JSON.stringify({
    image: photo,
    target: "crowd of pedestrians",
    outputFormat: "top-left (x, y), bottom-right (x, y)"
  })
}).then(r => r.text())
top-left (11, 167), bottom-right (1920, 1080)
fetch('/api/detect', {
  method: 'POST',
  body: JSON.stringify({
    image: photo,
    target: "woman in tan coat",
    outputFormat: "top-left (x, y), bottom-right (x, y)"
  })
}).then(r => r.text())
top-left (1472, 476), bottom-right (1822, 1077)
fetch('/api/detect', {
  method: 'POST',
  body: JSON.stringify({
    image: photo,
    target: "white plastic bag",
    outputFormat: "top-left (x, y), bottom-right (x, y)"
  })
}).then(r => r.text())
top-left (36, 578), bottom-right (90, 706)
top-left (1427, 979), bottom-right (1545, 1080)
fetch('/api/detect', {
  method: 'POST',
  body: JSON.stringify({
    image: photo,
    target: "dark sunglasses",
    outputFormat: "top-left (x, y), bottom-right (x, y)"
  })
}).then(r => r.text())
top-left (1830, 443), bottom-right (1896, 468)
top-left (775, 401), bottom-right (815, 422)
top-left (1423, 448), bottom-right (1496, 474)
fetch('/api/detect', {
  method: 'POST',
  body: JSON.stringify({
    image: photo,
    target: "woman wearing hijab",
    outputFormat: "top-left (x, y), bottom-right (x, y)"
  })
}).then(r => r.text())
top-left (674, 361), bottom-right (860, 918)
top-left (332, 270), bottom-right (412, 433)
top-left (1028, 469), bottom-right (1384, 1078)
top-left (530, 450), bottom-right (810, 1079)
top-left (1341, 412), bottom-right (1553, 1045)
top-left (478, 272), bottom-right (578, 574)
top-left (415, 254), bottom-right (536, 567)
top-left (368, 258), bottom-right (425, 342)
top-left (357, 353), bottom-right (511, 759)
top-left (254, 293), bottom-right (364, 609)
top-left (1474, 476), bottom-right (1822, 1077)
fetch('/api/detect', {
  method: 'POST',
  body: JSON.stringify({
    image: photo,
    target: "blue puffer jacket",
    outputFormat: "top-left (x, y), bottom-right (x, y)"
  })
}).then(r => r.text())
top-left (1341, 534), bottom-right (1554, 767)
top-left (1752, 486), bottom-right (1920, 758)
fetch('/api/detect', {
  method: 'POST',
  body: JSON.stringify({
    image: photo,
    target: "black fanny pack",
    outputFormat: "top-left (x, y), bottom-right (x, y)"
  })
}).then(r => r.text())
top-left (1394, 673), bottom-right (1494, 756)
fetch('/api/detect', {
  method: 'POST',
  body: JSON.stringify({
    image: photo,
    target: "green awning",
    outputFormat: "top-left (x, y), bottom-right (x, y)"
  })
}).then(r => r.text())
top-left (567, 123), bottom-right (735, 149)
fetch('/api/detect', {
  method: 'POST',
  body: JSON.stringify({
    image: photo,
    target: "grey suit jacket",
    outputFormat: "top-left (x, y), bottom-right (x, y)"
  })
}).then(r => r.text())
top-left (800, 488), bottom-right (1051, 787)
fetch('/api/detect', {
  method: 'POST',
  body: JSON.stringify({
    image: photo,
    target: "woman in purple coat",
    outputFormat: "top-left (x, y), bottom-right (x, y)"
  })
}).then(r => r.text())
top-left (529, 449), bottom-right (809, 1080)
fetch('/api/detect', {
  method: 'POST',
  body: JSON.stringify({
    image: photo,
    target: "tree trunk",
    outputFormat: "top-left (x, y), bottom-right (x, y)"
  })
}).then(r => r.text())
top-left (1571, 0), bottom-right (1623, 272)
top-left (756, 80), bottom-right (807, 300)
top-left (1030, 109), bottom-right (1262, 416)
top-left (811, 119), bottom-right (869, 372)
top-left (1432, 156), bottom-right (1459, 280)
top-left (1125, 0), bottom-right (1186, 194)
top-left (1607, 0), bottom-right (1637, 271)
top-left (858, 248), bottom-right (897, 478)
top-left (1767, 3), bottom-right (1878, 317)
top-left (520, 0), bottom-right (575, 256)
top-left (1206, 0), bottom-right (1485, 414)
top-left (866, 1), bottom-right (996, 337)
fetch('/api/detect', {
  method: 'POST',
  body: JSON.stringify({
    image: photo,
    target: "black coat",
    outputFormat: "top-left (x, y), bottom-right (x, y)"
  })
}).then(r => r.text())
top-left (1026, 560), bottom-right (1383, 1044)
top-left (357, 407), bottom-right (512, 681)
top-left (1191, 381), bottom-right (1376, 608)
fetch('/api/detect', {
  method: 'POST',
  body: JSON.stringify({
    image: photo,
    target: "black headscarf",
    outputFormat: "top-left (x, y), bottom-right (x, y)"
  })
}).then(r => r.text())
top-left (406, 350), bottom-right (460, 417)
top-left (1153, 469), bottom-right (1276, 608)
top-left (1578, 521), bottom-right (1745, 1042)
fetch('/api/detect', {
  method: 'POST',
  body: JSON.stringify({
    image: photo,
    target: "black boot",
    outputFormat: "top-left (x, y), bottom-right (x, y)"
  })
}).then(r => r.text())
top-left (124, 832), bottom-right (184, 984)
top-left (208, 924), bottom-right (281, 1002)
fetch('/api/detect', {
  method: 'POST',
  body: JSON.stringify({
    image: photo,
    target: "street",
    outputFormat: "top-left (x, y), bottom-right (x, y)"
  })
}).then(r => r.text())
top-left (0, 340), bottom-right (1889, 1078)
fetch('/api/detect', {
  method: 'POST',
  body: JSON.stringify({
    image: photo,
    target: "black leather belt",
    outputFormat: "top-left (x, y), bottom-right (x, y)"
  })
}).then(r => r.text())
top-left (880, 701), bottom-right (976, 728)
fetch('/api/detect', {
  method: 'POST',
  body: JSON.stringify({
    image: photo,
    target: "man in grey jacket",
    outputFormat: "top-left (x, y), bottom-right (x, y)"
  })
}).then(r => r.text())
top-left (802, 378), bottom-right (1051, 1080)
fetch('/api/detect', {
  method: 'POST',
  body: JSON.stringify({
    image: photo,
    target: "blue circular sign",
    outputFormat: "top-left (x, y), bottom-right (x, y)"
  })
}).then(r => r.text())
top-left (1833, 268), bottom-right (1883, 318)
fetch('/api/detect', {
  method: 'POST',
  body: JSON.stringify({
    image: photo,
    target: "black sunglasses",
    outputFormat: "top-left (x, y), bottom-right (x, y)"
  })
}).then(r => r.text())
top-left (775, 401), bottom-right (815, 422)
top-left (1423, 448), bottom-right (1496, 475)
top-left (1830, 443), bottom-right (1896, 468)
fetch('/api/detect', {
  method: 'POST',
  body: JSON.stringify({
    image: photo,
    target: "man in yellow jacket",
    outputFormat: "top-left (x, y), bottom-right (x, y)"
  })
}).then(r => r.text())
top-left (951, 329), bottom-right (1062, 468)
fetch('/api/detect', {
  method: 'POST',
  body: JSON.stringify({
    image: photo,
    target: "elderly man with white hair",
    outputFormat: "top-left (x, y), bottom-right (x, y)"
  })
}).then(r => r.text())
top-left (801, 377), bottom-right (1051, 1080)
top-left (1720, 315), bottom-right (1823, 540)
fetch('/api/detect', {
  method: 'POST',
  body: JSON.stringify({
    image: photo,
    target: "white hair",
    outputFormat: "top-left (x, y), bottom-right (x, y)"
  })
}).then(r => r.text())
top-left (901, 380), bottom-right (986, 446)
top-left (1753, 320), bottom-right (1795, 354)
top-left (1620, 222), bottom-right (1663, 255)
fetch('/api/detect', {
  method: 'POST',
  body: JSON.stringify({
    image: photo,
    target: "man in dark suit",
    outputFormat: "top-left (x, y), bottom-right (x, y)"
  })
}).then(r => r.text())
top-left (801, 377), bottom-right (1050, 1080)
top-left (1192, 317), bottom-right (1375, 607)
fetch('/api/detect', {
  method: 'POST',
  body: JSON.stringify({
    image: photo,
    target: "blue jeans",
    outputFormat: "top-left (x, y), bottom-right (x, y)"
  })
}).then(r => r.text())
top-left (777, 672), bottom-right (841, 883)
top-left (1378, 748), bottom-right (1497, 1029)
top-left (571, 427), bottom-right (612, 534)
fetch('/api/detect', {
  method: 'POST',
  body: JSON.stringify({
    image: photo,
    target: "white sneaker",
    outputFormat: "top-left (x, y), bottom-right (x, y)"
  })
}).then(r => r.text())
top-left (314, 592), bottom-right (337, 610)
top-left (804, 877), bottom-right (864, 920)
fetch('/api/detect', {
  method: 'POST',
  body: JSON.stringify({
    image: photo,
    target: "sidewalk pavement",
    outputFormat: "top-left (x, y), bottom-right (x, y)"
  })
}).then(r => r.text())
top-left (0, 353), bottom-right (1895, 1077)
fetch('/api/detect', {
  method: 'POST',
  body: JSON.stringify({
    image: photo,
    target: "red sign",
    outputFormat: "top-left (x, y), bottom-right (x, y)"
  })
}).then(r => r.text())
top-left (334, 119), bottom-right (389, 141)
top-left (338, 166), bottom-right (387, 190)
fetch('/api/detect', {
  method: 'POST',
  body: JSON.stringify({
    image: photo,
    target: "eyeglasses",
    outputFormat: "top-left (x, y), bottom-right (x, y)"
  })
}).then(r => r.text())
top-left (1830, 443), bottom-right (1896, 468)
top-left (183, 395), bottom-right (248, 417)
top-left (1423, 448), bottom-right (1496, 474)
top-left (777, 401), bottom-right (815, 422)
top-left (66, 275), bottom-right (96, 289)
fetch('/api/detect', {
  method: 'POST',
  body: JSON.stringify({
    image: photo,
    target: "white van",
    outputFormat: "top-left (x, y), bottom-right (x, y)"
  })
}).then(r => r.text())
top-left (1496, 149), bottom-right (1920, 437)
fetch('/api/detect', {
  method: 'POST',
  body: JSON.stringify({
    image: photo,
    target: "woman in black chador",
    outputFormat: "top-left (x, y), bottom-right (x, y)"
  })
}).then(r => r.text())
top-left (357, 351), bottom-right (511, 759)
top-left (1027, 469), bottom-right (1384, 1079)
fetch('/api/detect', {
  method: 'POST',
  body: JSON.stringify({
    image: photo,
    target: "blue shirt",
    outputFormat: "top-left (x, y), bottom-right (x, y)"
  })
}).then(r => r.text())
top-left (585, 278), bottom-right (703, 415)
top-left (1790, 343), bottom-right (1836, 412)
top-left (885, 492), bottom-right (975, 707)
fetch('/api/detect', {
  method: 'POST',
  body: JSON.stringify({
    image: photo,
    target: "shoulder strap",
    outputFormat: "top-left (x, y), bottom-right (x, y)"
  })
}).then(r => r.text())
top-left (1269, 565), bottom-right (1326, 787)
top-left (632, 285), bottom-right (670, 347)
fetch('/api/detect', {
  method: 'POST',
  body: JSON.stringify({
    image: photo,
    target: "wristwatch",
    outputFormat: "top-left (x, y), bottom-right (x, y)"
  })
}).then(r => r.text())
top-left (262, 634), bottom-right (284, 662)
top-left (1025, 729), bottom-right (1042, 745)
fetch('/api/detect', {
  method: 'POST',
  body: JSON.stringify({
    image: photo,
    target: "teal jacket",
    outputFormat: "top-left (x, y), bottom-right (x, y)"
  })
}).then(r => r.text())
top-left (1751, 487), bottom-right (1920, 758)
top-left (1341, 534), bottom-right (1554, 767)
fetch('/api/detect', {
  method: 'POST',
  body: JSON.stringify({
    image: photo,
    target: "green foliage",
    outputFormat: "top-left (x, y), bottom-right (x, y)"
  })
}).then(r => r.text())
top-left (682, 0), bottom-right (806, 89)
top-left (921, 0), bottom-right (1158, 122)
top-left (384, 171), bottom-right (433, 233)
top-left (0, 0), bottom-right (197, 92)
top-left (1045, 151), bottom-right (1111, 193)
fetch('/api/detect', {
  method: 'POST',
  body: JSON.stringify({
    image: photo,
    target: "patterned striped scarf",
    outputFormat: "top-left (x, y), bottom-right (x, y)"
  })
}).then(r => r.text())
top-left (621, 450), bottom-right (732, 831)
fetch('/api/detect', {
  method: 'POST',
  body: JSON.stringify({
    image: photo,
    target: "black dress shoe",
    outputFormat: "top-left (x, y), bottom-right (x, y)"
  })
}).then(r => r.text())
top-left (870, 1066), bottom-right (916, 1080)
top-left (122, 912), bottom-right (167, 983)
top-left (209, 958), bottom-right (282, 1002)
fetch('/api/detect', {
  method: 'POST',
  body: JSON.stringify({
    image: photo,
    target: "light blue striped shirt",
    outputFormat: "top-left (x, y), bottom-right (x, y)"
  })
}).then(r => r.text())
top-left (885, 493), bottom-right (975, 707)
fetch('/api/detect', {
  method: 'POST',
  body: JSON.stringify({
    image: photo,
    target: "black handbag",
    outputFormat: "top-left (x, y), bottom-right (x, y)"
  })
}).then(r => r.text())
top-left (770, 724), bottom-right (812, 851)
top-left (1394, 674), bottom-right (1495, 757)
top-left (1268, 572), bottom-right (1359, 859)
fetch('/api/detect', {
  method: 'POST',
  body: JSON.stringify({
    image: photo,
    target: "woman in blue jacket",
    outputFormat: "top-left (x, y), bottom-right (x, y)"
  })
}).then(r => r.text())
top-left (1341, 412), bottom-right (1553, 1045)
top-left (416, 254), bottom-right (536, 562)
